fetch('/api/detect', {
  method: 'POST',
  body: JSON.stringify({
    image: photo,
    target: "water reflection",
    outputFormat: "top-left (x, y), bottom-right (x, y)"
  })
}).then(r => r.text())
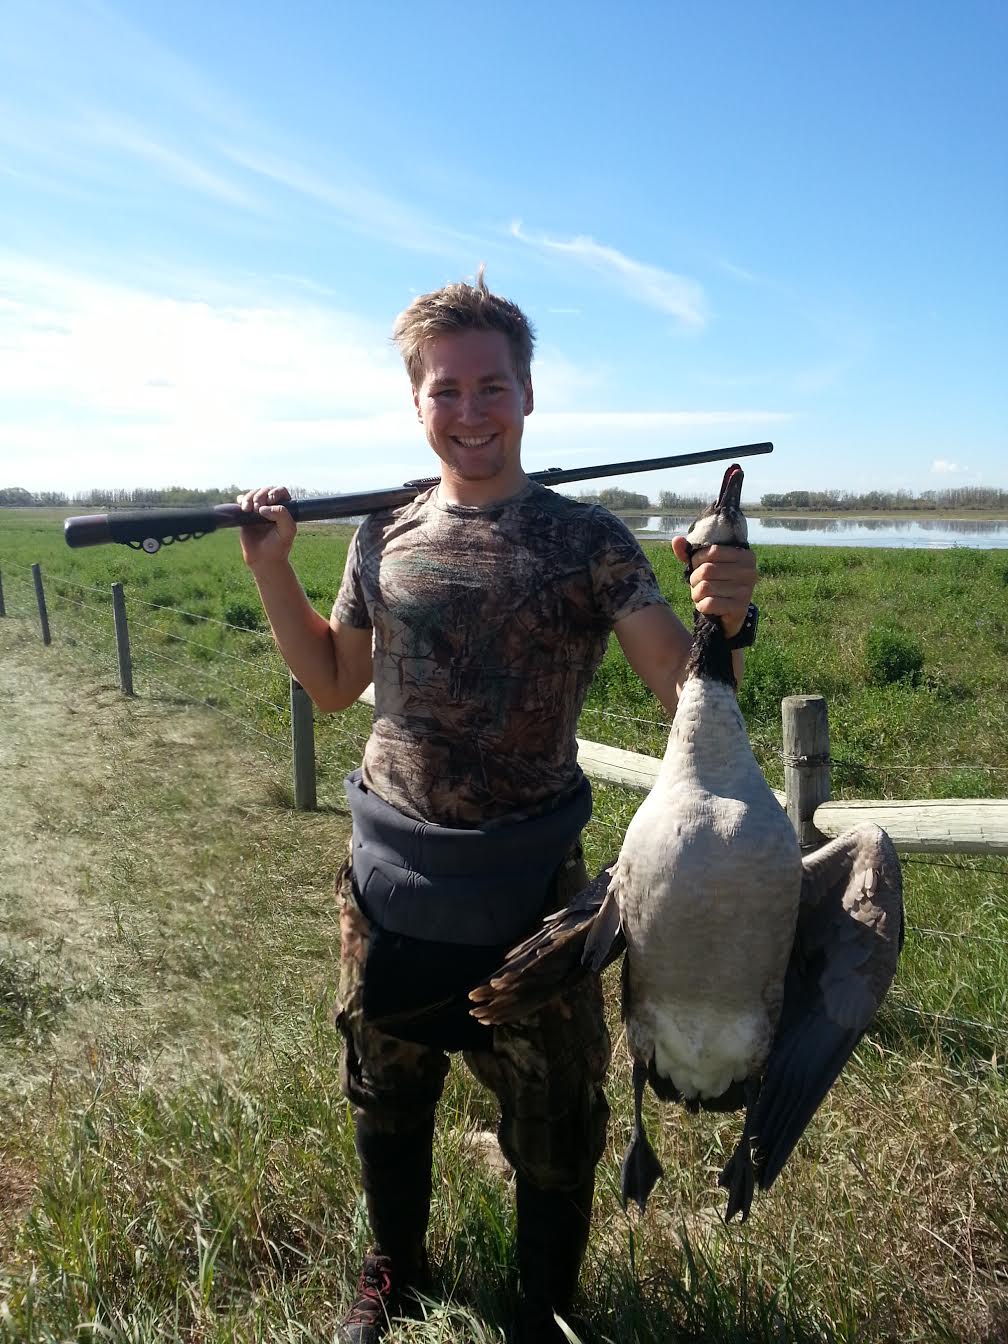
top-left (627, 514), bottom-right (1008, 549)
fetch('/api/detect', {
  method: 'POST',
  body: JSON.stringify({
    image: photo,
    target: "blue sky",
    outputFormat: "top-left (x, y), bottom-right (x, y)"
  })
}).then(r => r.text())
top-left (2, 0), bottom-right (1005, 500)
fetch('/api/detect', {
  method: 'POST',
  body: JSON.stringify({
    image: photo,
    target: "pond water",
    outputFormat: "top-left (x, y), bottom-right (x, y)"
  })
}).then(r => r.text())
top-left (627, 515), bottom-right (1008, 549)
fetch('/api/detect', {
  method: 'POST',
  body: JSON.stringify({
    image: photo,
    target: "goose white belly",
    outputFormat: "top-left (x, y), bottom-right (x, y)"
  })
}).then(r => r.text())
top-left (616, 679), bottom-right (803, 1099)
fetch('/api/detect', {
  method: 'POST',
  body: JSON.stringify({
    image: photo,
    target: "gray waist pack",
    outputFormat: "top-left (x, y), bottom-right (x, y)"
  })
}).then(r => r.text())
top-left (345, 769), bottom-right (593, 946)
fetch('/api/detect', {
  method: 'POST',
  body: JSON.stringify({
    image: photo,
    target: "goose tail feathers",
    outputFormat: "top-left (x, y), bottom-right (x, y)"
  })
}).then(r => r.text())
top-left (469, 864), bottom-right (622, 1026)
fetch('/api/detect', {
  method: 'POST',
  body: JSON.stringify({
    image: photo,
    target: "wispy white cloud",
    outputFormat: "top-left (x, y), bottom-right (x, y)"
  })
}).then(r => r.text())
top-left (710, 256), bottom-right (764, 285)
top-left (931, 458), bottom-right (964, 474)
top-left (217, 142), bottom-right (474, 255)
top-left (511, 221), bottom-right (706, 325)
top-left (81, 114), bottom-right (263, 210)
top-left (2, 4), bottom-right (478, 258)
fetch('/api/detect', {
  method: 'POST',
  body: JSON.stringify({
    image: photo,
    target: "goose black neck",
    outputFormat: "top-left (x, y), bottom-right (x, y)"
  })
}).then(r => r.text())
top-left (685, 611), bottom-right (737, 689)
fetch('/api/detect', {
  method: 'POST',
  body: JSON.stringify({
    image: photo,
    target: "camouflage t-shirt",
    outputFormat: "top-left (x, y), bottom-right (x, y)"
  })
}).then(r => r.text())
top-left (332, 480), bottom-right (667, 826)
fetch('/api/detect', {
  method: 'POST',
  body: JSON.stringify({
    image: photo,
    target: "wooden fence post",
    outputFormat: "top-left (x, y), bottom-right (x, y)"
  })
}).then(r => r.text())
top-left (290, 676), bottom-right (317, 811)
top-left (782, 694), bottom-right (831, 850)
top-left (31, 563), bottom-right (51, 645)
top-left (0, 571), bottom-right (5, 616)
top-left (111, 582), bottom-right (134, 696)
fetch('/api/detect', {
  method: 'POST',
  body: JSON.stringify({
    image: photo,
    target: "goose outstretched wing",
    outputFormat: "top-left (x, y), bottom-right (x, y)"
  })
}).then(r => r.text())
top-left (752, 823), bottom-right (904, 1189)
top-left (469, 863), bottom-right (622, 1025)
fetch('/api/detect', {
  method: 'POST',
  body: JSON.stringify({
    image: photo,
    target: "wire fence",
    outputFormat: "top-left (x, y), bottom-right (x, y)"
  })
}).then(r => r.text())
top-left (2, 560), bottom-right (1005, 1070)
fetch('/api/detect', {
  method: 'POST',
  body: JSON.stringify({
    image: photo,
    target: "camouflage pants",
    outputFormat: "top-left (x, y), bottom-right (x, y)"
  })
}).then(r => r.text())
top-left (333, 842), bottom-right (611, 1192)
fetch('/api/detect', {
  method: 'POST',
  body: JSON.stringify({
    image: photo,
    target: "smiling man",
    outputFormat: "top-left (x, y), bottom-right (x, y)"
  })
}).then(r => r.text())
top-left (414, 326), bottom-right (532, 498)
top-left (238, 270), bottom-right (757, 1343)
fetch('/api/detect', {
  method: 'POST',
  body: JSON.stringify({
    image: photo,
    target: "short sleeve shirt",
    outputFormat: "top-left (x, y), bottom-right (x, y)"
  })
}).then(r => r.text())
top-left (333, 480), bottom-right (667, 826)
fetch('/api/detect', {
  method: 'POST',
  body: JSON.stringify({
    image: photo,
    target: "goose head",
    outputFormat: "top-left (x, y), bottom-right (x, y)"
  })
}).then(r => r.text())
top-left (685, 462), bottom-right (749, 554)
top-left (682, 463), bottom-right (750, 689)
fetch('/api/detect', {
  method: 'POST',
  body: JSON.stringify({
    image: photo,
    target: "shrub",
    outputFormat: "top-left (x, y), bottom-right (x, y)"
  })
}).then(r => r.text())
top-left (222, 600), bottom-right (266, 632)
top-left (737, 638), bottom-right (802, 726)
top-left (863, 625), bottom-right (924, 686)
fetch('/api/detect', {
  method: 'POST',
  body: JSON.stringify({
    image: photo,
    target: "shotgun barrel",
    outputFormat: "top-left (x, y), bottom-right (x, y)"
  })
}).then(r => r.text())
top-left (63, 441), bottom-right (773, 552)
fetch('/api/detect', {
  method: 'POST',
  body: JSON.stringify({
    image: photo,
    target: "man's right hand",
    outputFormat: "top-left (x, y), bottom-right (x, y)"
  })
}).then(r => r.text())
top-left (236, 486), bottom-right (297, 570)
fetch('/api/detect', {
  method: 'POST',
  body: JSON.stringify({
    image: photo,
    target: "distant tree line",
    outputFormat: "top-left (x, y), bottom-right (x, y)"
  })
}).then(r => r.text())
top-left (570, 485), bottom-right (1008, 514)
top-left (758, 486), bottom-right (1008, 512)
top-left (0, 485), bottom-right (329, 508)
top-left (4, 482), bottom-right (1008, 512)
top-left (572, 487), bottom-right (653, 512)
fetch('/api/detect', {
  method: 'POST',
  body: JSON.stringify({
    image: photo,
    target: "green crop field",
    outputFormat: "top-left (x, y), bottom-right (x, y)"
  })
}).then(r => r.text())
top-left (1, 507), bottom-right (1006, 1342)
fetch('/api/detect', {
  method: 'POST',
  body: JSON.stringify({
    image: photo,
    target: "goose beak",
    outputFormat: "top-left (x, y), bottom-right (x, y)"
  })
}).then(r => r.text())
top-left (716, 464), bottom-right (744, 511)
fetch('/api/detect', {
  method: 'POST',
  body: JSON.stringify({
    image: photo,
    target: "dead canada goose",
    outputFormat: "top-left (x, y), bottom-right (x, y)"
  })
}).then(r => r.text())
top-left (471, 465), bottom-right (904, 1221)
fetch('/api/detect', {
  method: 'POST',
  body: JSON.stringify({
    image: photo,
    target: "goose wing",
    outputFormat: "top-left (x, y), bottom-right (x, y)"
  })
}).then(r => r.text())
top-left (752, 823), bottom-right (904, 1189)
top-left (469, 863), bottom-right (623, 1025)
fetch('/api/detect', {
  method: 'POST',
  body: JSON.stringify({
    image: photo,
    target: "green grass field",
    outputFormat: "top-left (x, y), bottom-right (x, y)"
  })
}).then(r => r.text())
top-left (1, 507), bottom-right (1006, 1341)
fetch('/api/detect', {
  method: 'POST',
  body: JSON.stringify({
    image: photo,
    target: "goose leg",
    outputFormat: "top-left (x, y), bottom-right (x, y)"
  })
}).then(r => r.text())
top-left (717, 1077), bottom-right (760, 1222)
top-left (620, 1058), bottom-right (664, 1212)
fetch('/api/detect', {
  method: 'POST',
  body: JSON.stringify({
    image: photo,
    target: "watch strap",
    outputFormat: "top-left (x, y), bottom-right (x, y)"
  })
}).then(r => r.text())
top-left (725, 602), bottom-right (759, 650)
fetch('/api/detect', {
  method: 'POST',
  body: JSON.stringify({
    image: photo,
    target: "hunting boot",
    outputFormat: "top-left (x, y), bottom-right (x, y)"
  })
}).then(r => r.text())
top-left (514, 1173), bottom-right (594, 1344)
top-left (337, 1116), bottom-right (434, 1344)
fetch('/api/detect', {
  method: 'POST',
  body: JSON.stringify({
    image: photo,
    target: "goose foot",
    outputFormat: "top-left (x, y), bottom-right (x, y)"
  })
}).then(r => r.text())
top-left (620, 1058), bottom-right (664, 1212)
top-left (717, 1078), bottom-right (760, 1222)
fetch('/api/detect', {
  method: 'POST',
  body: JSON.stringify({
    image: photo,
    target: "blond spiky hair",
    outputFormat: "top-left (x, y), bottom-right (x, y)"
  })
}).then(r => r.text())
top-left (392, 265), bottom-right (536, 389)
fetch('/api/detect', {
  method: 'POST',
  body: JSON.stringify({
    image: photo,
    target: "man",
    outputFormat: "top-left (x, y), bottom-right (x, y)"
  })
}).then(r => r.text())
top-left (238, 271), bottom-right (757, 1343)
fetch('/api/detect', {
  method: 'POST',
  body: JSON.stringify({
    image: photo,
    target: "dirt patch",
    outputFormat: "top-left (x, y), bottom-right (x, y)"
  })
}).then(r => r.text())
top-left (0, 620), bottom-right (347, 1115)
top-left (0, 1153), bottom-right (35, 1256)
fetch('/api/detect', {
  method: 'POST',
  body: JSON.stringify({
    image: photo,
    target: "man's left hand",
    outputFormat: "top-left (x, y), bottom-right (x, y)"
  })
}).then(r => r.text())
top-left (670, 538), bottom-right (757, 640)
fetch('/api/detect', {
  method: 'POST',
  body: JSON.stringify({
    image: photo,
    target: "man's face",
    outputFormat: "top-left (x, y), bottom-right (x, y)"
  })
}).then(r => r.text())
top-left (413, 329), bottom-right (533, 498)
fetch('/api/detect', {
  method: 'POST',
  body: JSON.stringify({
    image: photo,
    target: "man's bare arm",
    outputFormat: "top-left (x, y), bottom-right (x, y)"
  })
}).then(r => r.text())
top-left (237, 486), bottom-right (373, 712)
top-left (613, 604), bottom-right (691, 717)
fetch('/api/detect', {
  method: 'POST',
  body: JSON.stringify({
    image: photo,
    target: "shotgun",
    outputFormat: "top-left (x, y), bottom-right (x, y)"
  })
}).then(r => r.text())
top-left (63, 441), bottom-right (773, 553)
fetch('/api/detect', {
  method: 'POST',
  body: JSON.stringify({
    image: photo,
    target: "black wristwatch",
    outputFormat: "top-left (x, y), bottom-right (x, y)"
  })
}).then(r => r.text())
top-left (725, 603), bottom-right (759, 650)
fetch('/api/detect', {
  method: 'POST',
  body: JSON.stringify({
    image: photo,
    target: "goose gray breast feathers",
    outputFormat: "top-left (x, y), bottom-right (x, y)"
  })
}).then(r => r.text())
top-left (470, 464), bottom-right (904, 1222)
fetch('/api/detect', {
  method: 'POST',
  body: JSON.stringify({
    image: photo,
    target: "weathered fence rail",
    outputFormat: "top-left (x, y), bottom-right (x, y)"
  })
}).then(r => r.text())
top-left (813, 798), bottom-right (1008, 855)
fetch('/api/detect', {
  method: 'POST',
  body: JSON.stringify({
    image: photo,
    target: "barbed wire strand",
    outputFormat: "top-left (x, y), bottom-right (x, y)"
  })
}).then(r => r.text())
top-left (46, 587), bottom-right (115, 622)
top-left (867, 1034), bottom-right (1005, 1083)
top-left (580, 706), bottom-right (671, 732)
top-left (57, 630), bottom-right (116, 666)
top-left (912, 925), bottom-right (1008, 948)
top-left (889, 998), bottom-right (1004, 1041)
top-left (833, 758), bottom-right (1008, 775)
top-left (42, 601), bottom-right (116, 647)
top-left (136, 644), bottom-right (288, 716)
top-left (47, 574), bottom-right (130, 600)
top-left (10, 571), bottom-right (282, 646)
top-left (903, 855), bottom-right (1007, 874)
top-left (6, 566), bottom-right (278, 640)
top-left (778, 748), bottom-right (1008, 775)
top-left (128, 594), bottom-right (278, 640)
top-left (127, 617), bottom-right (287, 671)
top-left (135, 669), bottom-right (287, 746)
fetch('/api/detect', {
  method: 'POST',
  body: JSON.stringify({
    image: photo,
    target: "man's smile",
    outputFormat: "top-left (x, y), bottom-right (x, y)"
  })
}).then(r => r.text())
top-left (452, 435), bottom-right (497, 449)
